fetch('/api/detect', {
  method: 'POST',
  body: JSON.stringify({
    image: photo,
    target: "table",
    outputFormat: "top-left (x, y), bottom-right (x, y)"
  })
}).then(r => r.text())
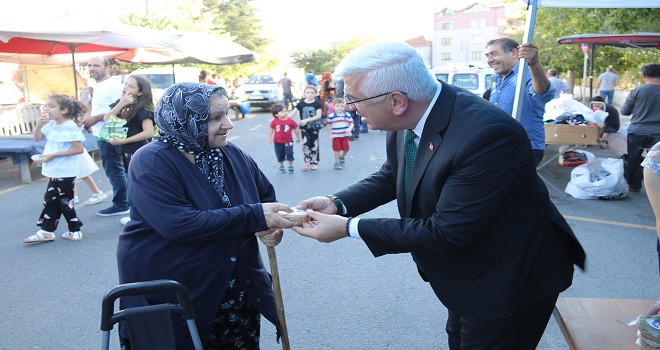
top-left (553, 297), bottom-right (656, 349)
top-left (0, 131), bottom-right (98, 184)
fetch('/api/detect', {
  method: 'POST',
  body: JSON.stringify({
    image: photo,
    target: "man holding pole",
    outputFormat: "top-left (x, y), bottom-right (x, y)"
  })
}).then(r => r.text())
top-left (485, 38), bottom-right (555, 166)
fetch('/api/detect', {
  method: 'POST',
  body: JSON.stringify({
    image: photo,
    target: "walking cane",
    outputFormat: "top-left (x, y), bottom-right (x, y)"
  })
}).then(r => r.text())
top-left (267, 245), bottom-right (290, 350)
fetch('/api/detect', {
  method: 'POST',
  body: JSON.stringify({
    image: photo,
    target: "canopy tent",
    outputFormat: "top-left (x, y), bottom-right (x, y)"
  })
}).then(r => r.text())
top-left (113, 31), bottom-right (256, 65)
top-left (0, 14), bottom-right (181, 96)
top-left (556, 33), bottom-right (660, 102)
top-left (511, 0), bottom-right (660, 120)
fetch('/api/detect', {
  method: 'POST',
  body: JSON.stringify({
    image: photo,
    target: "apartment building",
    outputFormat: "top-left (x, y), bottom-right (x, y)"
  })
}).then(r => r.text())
top-left (433, 2), bottom-right (523, 68)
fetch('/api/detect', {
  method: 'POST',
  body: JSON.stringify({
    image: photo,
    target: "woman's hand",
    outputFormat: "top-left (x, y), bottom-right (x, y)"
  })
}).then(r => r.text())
top-left (256, 228), bottom-right (283, 246)
top-left (262, 202), bottom-right (298, 229)
top-left (106, 137), bottom-right (124, 146)
top-left (646, 301), bottom-right (660, 316)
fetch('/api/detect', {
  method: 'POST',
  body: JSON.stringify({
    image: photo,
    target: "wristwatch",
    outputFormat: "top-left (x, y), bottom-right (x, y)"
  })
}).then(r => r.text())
top-left (326, 195), bottom-right (345, 215)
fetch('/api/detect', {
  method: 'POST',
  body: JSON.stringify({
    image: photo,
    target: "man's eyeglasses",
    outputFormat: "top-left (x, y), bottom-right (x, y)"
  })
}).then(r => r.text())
top-left (344, 91), bottom-right (407, 106)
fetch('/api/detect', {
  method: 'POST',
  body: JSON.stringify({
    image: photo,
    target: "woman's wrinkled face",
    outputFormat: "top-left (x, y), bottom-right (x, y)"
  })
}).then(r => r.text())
top-left (207, 95), bottom-right (233, 148)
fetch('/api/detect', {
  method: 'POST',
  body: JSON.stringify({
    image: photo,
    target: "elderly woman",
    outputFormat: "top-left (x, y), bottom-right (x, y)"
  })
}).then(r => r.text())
top-left (117, 83), bottom-right (295, 349)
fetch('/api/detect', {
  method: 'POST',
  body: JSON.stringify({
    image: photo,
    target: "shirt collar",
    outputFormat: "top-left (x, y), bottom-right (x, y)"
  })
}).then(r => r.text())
top-left (411, 82), bottom-right (442, 138)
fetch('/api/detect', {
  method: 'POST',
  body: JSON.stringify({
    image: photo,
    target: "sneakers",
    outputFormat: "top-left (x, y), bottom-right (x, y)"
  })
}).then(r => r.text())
top-left (334, 163), bottom-right (343, 170)
top-left (310, 164), bottom-right (318, 170)
top-left (120, 216), bottom-right (131, 225)
top-left (302, 163), bottom-right (310, 171)
top-left (73, 196), bottom-right (80, 204)
top-left (288, 166), bottom-right (294, 174)
top-left (339, 157), bottom-right (345, 166)
top-left (278, 166), bottom-right (286, 174)
top-left (87, 192), bottom-right (107, 205)
top-left (97, 206), bottom-right (130, 217)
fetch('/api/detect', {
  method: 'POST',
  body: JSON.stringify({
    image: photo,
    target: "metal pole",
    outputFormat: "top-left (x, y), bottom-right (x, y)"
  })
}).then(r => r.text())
top-left (582, 52), bottom-right (588, 105)
top-left (70, 45), bottom-right (79, 99)
top-left (589, 44), bottom-right (595, 101)
top-left (511, 0), bottom-right (538, 121)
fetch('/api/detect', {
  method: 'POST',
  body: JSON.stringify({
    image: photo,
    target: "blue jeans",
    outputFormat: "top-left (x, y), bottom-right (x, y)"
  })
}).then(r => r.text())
top-left (600, 90), bottom-right (614, 106)
top-left (282, 92), bottom-right (294, 109)
top-left (625, 133), bottom-right (660, 190)
top-left (98, 140), bottom-right (128, 210)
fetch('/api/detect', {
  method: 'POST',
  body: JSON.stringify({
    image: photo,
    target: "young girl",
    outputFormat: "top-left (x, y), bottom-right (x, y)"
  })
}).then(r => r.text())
top-left (104, 75), bottom-right (155, 224)
top-left (104, 75), bottom-right (155, 168)
top-left (288, 85), bottom-right (324, 170)
top-left (23, 95), bottom-right (86, 243)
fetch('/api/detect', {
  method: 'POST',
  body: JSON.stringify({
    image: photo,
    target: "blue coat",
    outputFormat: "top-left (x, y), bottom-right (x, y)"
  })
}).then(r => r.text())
top-left (117, 141), bottom-right (278, 349)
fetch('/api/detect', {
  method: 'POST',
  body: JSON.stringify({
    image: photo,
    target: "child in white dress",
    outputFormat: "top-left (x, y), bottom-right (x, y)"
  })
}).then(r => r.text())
top-left (23, 95), bottom-right (86, 243)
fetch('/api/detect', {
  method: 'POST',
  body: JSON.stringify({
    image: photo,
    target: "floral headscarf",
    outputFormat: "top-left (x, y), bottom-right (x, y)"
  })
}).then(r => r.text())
top-left (153, 82), bottom-right (231, 207)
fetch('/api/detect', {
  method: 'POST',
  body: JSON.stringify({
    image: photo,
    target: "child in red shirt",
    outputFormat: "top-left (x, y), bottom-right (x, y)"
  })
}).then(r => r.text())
top-left (269, 104), bottom-right (301, 173)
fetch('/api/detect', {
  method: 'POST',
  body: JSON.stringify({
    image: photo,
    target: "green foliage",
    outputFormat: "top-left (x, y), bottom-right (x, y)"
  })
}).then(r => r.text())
top-left (289, 36), bottom-right (373, 73)
top-left (522, 7), bottom-right (660, 86)
top-left (118, 0), bottom-right (271, 82)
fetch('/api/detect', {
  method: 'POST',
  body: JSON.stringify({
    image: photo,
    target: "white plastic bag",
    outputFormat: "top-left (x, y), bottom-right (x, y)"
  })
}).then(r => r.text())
top-left (544, 94), bottom-right (594, 121)
top-left (565, 158), bottom-right (629, 199)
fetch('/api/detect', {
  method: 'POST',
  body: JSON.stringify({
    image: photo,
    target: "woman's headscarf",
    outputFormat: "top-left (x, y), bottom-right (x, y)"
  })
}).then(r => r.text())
top-left (153, 82), bottom-right (231, 207)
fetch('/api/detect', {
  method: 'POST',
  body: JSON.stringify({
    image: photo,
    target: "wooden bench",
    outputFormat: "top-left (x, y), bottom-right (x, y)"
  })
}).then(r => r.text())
top-left (553, 297), bottom-right (656, 349)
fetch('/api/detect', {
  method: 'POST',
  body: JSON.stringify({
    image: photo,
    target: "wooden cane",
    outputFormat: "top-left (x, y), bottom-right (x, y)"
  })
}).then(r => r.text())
top-left (267, 245), bottom-right (290, 350)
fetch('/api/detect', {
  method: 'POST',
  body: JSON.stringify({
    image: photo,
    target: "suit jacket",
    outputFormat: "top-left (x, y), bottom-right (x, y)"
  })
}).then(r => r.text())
top-left (336, 82), bottom-right (586, 318)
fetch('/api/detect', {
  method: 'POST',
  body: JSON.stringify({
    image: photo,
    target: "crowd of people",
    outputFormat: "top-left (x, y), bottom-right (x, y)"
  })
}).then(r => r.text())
top-left (15, 41), bottom-right (660, 348)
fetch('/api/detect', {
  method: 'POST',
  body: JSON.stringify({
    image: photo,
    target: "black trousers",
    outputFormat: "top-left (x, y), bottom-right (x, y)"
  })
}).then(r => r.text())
top-left (626, 133), bottom-right (660, 191)
top-left (38, 177), bottom-right (82, 232)
top-left (532, 149), bottom-right (544, 167)
top-left (446, 294), bottom-right (558, 350)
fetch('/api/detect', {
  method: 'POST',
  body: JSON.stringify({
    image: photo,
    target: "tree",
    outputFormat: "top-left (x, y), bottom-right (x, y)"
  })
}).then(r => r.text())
top-left (118, 0), bottom-right (272, 82)
top-left (290, 36), bottom-right (373, 73)
top-left (511, 7), bottom-right (660, 87)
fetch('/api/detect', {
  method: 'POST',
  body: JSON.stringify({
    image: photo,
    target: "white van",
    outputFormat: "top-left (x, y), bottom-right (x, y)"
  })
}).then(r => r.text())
top-left (130, 67), bottom-right (224, 103)
top-left (431, 65), bottom-right (495, 97)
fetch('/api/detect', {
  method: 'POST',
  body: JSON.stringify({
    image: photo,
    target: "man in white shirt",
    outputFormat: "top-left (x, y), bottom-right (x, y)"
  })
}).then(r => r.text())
top-left (597, 66), bottom-right (619, 106)
top-left (81, 56), bottom-right (127, 217)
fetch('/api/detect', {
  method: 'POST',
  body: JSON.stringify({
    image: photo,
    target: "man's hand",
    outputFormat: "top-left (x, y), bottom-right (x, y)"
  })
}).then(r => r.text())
top-left (256, 228), bottom-right (283, 246)
top-left (296, 196), bottom-right (337, 214)
top-left (262, 202), bottom-right (298, 229)
top-left (646, 301), bottom-right (660, 316)
top-left (81, 114), bottom-right (101, 129)
top-left (517, 43), bottom-right (541, 67)
top-left (290, 210), bottom-right (348, 243)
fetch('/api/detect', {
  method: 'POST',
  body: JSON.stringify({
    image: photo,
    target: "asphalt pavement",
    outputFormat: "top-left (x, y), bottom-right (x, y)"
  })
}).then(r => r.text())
top-left (0, 109), bottom-right (658, 349)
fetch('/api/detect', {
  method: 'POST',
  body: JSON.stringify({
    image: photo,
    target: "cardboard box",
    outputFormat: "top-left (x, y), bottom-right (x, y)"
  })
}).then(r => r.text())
top-left (544, 124), bottom-right (603, 145)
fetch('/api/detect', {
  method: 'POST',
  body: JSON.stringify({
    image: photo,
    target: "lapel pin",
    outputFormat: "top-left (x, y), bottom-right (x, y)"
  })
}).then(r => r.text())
top-left (429, 143), bottom-right (434, 151)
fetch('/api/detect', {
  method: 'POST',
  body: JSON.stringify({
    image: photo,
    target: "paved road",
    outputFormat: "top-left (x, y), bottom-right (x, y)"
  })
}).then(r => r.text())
top-left (0, 110), bottom-right (658, 349)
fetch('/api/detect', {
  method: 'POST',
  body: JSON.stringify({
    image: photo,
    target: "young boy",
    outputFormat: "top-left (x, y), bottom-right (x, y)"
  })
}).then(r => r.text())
top-left (326, 98), bottom-right (354, 170)
top-left (269, 104), bottom-right (301, 173)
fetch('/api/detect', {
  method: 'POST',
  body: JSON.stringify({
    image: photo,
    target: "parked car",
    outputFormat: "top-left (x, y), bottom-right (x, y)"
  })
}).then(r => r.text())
top-left (431, 65), bottom-right (495, 97)
top-left (130, 67), bottom-right (227, 104)
top-left (234, 73), bottom-right (280, 109)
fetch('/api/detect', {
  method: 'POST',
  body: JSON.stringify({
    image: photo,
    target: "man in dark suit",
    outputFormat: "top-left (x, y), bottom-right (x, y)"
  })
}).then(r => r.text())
top-left (292, 41), bottom-right (586, 349)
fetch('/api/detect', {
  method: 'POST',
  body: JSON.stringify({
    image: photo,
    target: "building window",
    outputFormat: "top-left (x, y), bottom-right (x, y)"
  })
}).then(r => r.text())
top-left (471, 51), bottom-right (482, 60)
top-left (465, 4), bottom-right (490, 13)
top-left (471, 18), bottom-right (485, 29)
top-left (472, 35), bottom-right (484, 45)
top-left (441, 38), bottom-right (452, 46)
top-left (441, 53), bottom-right (452, 61)
top-left (441, 22), bottom-right (453, 30)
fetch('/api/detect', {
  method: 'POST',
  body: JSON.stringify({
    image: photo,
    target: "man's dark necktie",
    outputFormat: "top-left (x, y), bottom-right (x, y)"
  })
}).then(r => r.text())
top-left (404, 129), bottom-right (417, 196)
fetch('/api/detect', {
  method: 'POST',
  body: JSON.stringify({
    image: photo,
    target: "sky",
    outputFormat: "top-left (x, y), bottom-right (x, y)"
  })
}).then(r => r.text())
top-left (1, 0), bottom-right (479, 62)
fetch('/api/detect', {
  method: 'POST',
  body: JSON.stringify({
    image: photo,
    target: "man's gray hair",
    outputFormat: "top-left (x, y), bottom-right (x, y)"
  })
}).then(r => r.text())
top-left (333, 41), bottom-right (436, 102)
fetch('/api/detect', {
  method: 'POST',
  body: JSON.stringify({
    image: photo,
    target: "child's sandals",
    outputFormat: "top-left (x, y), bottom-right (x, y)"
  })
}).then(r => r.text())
top-left (61, 231), bottom-right (83, 241)
top-left (23, 230), bottom-right (56, 243)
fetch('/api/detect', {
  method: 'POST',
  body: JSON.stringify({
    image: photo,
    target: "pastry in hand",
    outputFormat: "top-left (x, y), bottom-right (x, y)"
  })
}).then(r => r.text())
top-left (278, 208), bottom-right (310, 223)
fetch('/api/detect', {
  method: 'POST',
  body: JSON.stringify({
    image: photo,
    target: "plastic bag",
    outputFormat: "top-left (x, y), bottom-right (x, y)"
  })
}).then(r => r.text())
top-left (97, 116), bottom-right (128, 141)
top-left (544, 94), bottom-right (594, 121)
top-left (565, 158), bottom-right (629, 199)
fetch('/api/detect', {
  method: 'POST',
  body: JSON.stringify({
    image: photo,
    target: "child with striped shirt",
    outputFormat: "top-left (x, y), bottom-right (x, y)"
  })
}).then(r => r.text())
top-left (326, 98), bottom-right (354, 170)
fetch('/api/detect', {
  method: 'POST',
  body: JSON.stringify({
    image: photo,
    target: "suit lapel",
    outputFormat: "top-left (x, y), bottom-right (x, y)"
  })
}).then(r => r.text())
top-left (405, 82), bottom-right (456, 217)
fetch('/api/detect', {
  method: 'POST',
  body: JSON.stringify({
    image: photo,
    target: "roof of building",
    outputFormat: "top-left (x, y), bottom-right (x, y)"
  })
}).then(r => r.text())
top-left (405, 36), bottom-right (431, 47)
top-left (437, 1), bottom-right (505, 14)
